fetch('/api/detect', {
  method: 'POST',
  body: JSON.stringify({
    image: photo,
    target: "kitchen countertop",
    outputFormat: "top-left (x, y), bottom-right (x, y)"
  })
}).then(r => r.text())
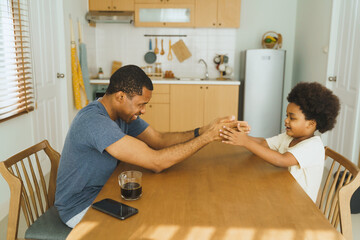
top-left (90, 78), bottom-right (241, 85)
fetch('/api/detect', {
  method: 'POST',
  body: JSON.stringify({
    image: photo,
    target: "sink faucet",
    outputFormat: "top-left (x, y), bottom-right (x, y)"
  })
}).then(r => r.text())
top-left (198, 59), bottom-right (209, 80)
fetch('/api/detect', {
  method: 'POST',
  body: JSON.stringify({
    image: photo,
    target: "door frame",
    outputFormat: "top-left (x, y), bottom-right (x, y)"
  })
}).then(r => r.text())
top-left (325, 0), bottom-right (360, 164)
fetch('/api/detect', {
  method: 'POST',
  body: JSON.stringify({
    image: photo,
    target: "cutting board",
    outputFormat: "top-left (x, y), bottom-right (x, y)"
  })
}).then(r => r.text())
top-left (111, 61), bottom-right (122, 75)
top-left (171, 40), bottom-right (192, 63)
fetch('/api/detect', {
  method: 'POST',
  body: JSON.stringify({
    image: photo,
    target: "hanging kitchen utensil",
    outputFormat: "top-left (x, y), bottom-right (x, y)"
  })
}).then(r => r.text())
top-left (171, 39), bottom-right (191, 63)
top-left (160, 39), bottom-right (165, 55)
top-left (167, 39), bottom-right (173, 61)
top-left (154, 37), bottom-right (159, 55)
top-left (144, 39), bottom-right (156, 64)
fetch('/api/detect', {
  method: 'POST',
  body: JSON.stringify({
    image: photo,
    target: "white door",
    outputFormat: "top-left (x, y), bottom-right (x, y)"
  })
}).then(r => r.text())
top-left (326, 0), bottom-right (360, 163)
top-left (30, 0), bottom-right (69, 152)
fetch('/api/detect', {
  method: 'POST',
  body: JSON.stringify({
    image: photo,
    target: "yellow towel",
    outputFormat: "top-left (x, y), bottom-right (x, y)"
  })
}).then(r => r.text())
top-left (71, 45), bottom-right (88, 110)
top-left (70, 17), bottom-right (88, 110)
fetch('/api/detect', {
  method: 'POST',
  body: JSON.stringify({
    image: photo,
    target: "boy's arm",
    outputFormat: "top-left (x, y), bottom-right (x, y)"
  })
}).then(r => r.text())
top-left (242, 138), bottom-right (298, 167)
top-left (246, 135), bottom-right (269, 147)
top-left (221, 127), bottom-right (298, 167)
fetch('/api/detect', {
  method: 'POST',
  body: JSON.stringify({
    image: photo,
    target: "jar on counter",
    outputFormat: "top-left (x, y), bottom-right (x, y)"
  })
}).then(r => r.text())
top-left (155, 63), bottom-right (162, 74)
top-left (98, 67), bottom-right (104, 79)
top-left (146, 65), bottom-right (152, 74)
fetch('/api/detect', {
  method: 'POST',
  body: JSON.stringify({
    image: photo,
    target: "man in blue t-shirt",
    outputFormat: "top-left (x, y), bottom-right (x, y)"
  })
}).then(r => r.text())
top-left (55, 65), bottom-right (249, 228)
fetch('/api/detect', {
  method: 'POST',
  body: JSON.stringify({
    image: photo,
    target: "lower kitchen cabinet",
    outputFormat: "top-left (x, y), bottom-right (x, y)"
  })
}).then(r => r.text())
top-left (141, 84), bottom-right (170, 132)
top-left (170, 84), bottom-right (239, 131)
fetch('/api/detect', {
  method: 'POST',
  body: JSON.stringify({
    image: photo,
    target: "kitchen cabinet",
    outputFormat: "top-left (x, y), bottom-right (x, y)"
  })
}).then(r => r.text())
top-left (195, 0), bottom-right (241, 28)
top-left (134, 3), bottom-right (194, 27)
top-left (141, 84), bottom-right (170, 132)
top-left (135, 0), bottom-right (193, 3)
top-left (89, 0), bottom-right (134, 11)
top-left (170, 84), bottom-right (239, 131)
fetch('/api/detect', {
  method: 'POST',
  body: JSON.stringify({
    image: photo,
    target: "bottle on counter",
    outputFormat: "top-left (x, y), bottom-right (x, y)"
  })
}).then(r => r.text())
top-left (98, 67), bottom-right (104, 79)
top-left (155, 63), bottom-right (162, 74)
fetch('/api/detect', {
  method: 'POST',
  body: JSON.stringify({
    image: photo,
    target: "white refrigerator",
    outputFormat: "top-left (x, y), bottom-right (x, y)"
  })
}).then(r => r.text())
top-left (243, 49), bottom-right (286, 138)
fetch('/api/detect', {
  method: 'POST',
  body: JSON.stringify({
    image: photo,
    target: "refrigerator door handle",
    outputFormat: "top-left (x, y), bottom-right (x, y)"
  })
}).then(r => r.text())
top-left (328, 76), bottom-right (337, 82)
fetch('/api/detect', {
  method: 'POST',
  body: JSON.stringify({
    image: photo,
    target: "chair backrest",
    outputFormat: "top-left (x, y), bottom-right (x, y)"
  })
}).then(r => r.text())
top-left (318, 147), bottom-right (360, 240)
top-left (0, 140), bottom-right (60, 240)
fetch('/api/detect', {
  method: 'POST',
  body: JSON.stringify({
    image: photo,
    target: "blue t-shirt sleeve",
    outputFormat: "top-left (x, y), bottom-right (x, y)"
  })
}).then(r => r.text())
top-left (79, 113), bottom-right (126, 153)
top-left (127, 116), bottom-right (149, 137)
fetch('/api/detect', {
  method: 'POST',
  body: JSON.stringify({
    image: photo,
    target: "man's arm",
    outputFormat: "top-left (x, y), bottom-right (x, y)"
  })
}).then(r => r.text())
top-left (135, 126), bottom-right (195, 150)
top-left (106, 119), bottom-right (232, 173)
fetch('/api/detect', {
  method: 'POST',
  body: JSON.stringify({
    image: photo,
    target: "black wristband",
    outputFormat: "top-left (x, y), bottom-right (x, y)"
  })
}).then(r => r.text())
top-left (194, 127), bottom-right (200, 138)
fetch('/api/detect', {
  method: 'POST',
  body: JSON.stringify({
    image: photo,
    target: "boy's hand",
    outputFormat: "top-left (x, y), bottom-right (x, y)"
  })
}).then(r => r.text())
top-left (220, 126), bottom-right (248, 146)
top-left (237, 121), bottom-right (251, 133)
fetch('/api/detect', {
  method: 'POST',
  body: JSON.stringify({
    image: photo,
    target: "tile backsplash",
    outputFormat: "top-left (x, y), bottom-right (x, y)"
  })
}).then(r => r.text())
top-left (84, 23), bottom-right (237, 80)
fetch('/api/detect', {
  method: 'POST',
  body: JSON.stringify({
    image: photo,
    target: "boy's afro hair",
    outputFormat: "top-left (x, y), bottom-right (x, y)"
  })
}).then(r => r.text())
top-left (287, 82), bottom-right (340, 133)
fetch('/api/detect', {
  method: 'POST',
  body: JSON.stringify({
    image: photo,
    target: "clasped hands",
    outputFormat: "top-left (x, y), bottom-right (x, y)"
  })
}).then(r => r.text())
top-left (205, 116), bottom-right (250, 143)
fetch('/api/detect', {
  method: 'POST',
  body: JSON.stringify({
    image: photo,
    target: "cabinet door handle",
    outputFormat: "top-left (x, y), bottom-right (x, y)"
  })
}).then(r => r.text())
top-left (219, 23), bottom-right (222, 26)
top-left (149, 105), bottom-right (152, 108)
top-left (113, 6), bottom-right (116, 9)
top-left (200, 86), bottom-right (203, 89)
top-left (108, 6), bottom-right (111, 9)
top-left (206, 86), bottom-right (208, 89)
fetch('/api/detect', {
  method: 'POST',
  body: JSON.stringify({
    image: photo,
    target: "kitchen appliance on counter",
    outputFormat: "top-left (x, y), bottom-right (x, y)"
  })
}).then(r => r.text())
top-left (243, 49), bottom-right (286, 138)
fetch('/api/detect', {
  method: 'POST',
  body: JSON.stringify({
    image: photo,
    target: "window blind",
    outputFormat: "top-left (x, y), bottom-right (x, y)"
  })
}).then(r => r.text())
top-left (0, 0), bottom-right (34, 122)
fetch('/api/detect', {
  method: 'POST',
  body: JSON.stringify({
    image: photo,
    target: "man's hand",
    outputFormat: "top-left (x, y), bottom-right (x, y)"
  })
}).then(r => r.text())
top-left (199, 116), bottom-right (235, 135)
top-left (199, 116), bottom-right (238, 141)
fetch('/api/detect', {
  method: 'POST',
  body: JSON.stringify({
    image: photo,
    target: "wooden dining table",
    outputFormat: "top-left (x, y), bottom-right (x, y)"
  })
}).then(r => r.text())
top-left (67, 142), bottom-right (344, 240)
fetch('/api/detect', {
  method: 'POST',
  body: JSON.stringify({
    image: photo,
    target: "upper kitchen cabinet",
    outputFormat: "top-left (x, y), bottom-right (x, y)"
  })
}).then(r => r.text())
top-left (135, 3), bottom-right (194, 27)
top-left (89, 0), bottom-right (134, 11)
top-left (195, 0), bottom-right (241, 28)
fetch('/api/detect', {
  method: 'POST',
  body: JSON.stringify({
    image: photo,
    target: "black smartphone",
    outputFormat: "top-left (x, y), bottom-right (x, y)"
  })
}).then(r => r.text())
top-left (92, 198), bottom-right (138, 220)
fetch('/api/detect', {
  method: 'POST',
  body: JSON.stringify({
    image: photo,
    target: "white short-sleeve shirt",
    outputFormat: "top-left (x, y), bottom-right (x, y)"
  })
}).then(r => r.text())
top-left (266, 132), bottom-right (325, 202)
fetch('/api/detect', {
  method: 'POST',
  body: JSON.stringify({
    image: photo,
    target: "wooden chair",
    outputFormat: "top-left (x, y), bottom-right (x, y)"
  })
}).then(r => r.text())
top-left (0, 140), bottom-right (71, 240)
top-left (318, 147), bottom-right (360, 240)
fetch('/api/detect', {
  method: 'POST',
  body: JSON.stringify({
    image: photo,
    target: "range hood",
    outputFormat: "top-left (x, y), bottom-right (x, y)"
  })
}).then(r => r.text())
top-left (85, 11), bottom-right (133, 24)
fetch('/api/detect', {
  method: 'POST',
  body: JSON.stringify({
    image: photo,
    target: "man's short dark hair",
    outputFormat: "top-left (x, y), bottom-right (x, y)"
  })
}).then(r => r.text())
top-left (287, 82), bottom-right (340, 133)
top-left (105, 65), bottom-right (153, 97)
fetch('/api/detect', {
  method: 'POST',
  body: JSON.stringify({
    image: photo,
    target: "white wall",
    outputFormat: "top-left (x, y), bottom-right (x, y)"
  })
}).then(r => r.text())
top-left (88, 1), bottom-right (298, 83)
top-left (88, 25), bottom-right (237, 80)
top-left (234, 0), bottom-right (298, 124)
top-left (0, 115), bottom-right (35, 221)
top-left (292, 0), bottom-right (332, 86)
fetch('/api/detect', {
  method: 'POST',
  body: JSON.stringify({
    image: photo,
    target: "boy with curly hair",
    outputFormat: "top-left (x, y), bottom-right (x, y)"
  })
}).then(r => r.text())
top-left (220, 82), bottom-right (340, 202)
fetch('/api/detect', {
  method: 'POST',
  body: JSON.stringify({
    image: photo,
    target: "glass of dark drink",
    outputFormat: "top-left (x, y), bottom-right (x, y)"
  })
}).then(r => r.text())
top-left (118, 171), bottom-right (142, 200)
